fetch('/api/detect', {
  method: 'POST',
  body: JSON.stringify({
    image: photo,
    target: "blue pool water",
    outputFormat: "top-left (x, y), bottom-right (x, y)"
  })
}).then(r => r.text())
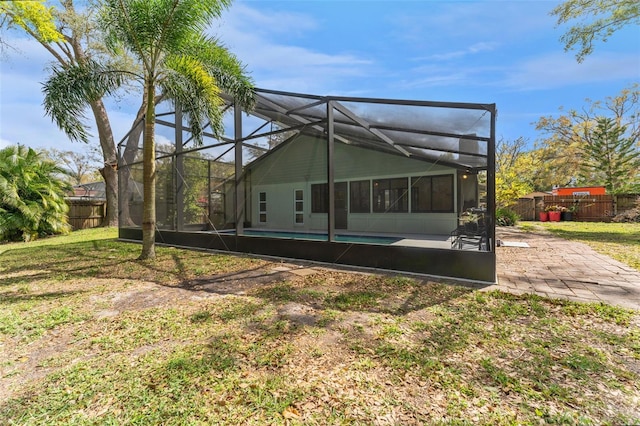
top-left (225, 229), bottom-right (401, 245)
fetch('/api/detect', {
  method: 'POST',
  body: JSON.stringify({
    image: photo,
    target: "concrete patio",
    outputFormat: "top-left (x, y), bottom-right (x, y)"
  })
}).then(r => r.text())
top-left (493, 227), bottom-right (640, 310)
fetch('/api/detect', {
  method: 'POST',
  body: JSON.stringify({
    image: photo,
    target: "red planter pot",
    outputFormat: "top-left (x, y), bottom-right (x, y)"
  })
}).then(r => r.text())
top-left (548, 211), bottom-right (561, 222)
top-left (539, 212), bottom-right (549, 222)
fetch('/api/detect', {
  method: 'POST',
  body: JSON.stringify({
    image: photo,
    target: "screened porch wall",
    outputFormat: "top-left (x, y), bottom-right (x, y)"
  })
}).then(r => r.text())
top-left (247, 135), bottom-right (459, 235)
top-left (118, 90), bottom-right (496, 283)
top-left (118, 152), bottom-right (238, 233)
top-left (118, 162), bottom-right (145, 229)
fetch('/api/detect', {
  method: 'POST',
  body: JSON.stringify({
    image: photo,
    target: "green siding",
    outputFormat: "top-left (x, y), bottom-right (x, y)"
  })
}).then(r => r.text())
top-left (250, 137), bottom-right (327, 186)
top-left (248, 136), bottom-right (458, 235)
top-left (250, 136), bottom-right (450, 185)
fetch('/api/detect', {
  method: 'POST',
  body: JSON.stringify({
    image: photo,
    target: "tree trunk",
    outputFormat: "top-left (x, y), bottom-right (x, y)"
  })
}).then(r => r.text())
top-left (99, 165), bottom-right (119, 226)
top-left (138, 80), bottom-right (156, 260)
top-left (89, 99), bottom-right (119, 227)
top-left (119, 106), bottom-right (146, 227)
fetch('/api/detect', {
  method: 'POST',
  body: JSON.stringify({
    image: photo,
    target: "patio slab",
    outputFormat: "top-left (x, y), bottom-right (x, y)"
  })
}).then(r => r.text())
top-left (492, 227), bottom-right (640, 310)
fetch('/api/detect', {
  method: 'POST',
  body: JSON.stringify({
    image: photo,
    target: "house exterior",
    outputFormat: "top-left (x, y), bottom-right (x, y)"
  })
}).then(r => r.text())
top-left (247, 134), bottom-right (472, 236)
top-left (70, 181), bottom-right (106, 199)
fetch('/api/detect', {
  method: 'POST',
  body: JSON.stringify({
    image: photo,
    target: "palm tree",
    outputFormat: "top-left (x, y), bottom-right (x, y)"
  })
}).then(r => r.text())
top-left (0, 145), bottom-right (72, 242)
top-left (1, 0), bottom-right (125, 227)
top-left (42, 0), bottom-right (254, 259)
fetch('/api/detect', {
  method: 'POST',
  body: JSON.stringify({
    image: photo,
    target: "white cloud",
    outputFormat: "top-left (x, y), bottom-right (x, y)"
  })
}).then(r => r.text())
top-left (395, 61), bottom-right (504, 92)
top-left (394, 49), bottom-right (639, 94)
top-left (1, 36), bottom-right (61, 77)
top-left (390, 1), bottom-right (554, 45)
top-left (215, 2), bottom-right (375, 93)
top-left (397, 70), bottom-right (471, 90)
top-left (216, 3), bottom-right (317, 37)
top-left (503, 52), bottom-right (640, 91)
top-left (415, 42), bottom-right (500, 62)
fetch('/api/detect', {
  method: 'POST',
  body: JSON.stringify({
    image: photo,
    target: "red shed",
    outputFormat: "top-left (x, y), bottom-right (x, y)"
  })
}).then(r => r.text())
top-left (552, 186), bottom-right (606, 196)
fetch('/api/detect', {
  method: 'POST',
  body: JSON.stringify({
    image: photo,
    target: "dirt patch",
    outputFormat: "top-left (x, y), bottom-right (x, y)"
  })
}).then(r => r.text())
top-left (277, 302), bottom-right (319, 326)
top-left (180, 267), bottom-right (293, 295)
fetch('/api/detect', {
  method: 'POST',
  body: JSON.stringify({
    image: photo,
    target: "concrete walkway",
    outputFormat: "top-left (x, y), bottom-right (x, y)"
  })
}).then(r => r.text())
top-left (494, 227), bottom-right (640, 310)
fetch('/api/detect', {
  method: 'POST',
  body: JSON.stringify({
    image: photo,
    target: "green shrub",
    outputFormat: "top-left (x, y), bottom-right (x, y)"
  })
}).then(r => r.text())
top-left (496, 207), bottom-right (519, 226)
top-left (0, 145), bottom-right (72, 242)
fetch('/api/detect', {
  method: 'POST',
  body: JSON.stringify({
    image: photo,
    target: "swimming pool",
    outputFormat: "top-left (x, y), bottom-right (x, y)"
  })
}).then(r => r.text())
top-left (222, 229), bottom-right (401, 245)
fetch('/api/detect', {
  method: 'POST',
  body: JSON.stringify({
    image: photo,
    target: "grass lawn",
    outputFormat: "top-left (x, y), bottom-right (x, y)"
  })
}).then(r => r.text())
top-left (1, 228), bottom-right (639, 424)
top-left (519, 221), bottom-right (640, 271)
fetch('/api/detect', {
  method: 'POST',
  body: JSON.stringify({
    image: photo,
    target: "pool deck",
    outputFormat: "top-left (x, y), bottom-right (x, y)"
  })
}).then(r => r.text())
top-left (391, 237), bottom-right (450, 249)
top-left (217, 228), bottom-right (454, 249)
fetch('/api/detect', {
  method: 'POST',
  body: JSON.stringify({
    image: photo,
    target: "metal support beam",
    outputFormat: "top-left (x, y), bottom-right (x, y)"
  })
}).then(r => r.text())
top-left (333, 101), bottom-right (410, 157)
top-left (254, 87), bottom-right (495, 111)
top-left (234, 101), bottom-right (244, 235)
top-left (487, 105), bottom-right (497, 254)
top-left (207, 160), bottom-right (212, 230)
top-left (253, 96), bottom-right (352, 145)
top-left (175, 104), bottom-right (184, 231)
top-left (327, 101), bottom-right (335, 242)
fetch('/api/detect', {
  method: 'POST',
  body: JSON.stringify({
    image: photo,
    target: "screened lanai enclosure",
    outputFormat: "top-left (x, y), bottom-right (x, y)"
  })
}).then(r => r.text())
top-left (118, 88), bottom-right (497, 283)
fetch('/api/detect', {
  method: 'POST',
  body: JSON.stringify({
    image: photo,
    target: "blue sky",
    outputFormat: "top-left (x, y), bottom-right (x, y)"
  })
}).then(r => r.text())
top-left (1, 0), bottom-right (639, 157)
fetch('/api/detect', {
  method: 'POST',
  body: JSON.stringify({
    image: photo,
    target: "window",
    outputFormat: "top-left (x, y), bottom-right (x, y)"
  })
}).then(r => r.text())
top-left (259, 192), bottom-right (267, 223)
top-left (311, 183), bottom-right (328, 213)
top-left (373, 178), bottom-right (408, 213)
top-left (411, 177), bottom-right (431, 212)
top-left (350, 180), bottom-right (370, 213)
top-left (411, 175), bottom-right (454, 213)
top-left (294, 189), bottom-right (304, 224)
top-left (432, 175), bottom-right (454, 211)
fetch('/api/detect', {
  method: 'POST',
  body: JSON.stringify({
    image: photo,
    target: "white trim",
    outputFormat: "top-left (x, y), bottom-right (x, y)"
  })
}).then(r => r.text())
top-left (294, 188), bottom-right (304, 226)
top-left (259, 191), bottom-right (267, 223)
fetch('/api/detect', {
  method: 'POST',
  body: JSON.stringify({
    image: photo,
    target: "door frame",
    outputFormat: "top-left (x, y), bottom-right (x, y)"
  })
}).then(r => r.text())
top-left (334, 181), bottom-right (348, 229)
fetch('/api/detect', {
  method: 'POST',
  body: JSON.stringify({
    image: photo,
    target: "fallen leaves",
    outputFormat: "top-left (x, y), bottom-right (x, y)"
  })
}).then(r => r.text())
top-left (282, 406), bottom-right (300, 419)
top-left (2, 239), bottom-right (639, 424)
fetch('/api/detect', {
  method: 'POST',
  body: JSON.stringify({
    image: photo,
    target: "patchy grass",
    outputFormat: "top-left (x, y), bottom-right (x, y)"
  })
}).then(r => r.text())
top-left (535, 222), bottom-right (640, 271)
top-left (0, 227), bottom-right (117, 256)
top-left (0, 228), bottom-right (638, 424)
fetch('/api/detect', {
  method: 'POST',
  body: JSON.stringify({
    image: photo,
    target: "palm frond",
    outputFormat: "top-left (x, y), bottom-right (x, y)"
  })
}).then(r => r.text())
top-left (42, 60), bottom-right (127, 142)
top-left (162, 54), bottom-right (224, 142)
top-left (0, 145), bottom-right (71, 241)
top-left (101, 0), bottom-right (231, 69)
top-left (188, 36), bottom-right (255, 110)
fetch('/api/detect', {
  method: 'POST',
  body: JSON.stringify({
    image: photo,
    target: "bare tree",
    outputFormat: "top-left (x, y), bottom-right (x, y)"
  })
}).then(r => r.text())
top-left (41, 147), bottom-right (102, 185)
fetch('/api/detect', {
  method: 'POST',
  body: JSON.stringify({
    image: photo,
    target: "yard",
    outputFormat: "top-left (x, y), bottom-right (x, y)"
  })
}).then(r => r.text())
top-left (1, 226), bottom-right (639, 424)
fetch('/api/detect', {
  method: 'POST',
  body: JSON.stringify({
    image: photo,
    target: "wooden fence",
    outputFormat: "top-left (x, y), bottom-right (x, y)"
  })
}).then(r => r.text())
top-left (511, 197), bottom-right (539, 221)
top-left (66, 199), bottom-right (105, 230)
top-left (512, 194), bottom-right (639, 222)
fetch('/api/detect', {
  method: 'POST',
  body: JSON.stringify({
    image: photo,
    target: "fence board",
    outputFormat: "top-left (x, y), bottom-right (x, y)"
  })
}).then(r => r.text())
top-left (66, 199), bottom-right (105, 230)
top-left (513, 198), bottom-right (536, 221)
top-left (543, 195), bottom-right (613, 222)
top-left (510, 193), bottom-right (638, 222)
